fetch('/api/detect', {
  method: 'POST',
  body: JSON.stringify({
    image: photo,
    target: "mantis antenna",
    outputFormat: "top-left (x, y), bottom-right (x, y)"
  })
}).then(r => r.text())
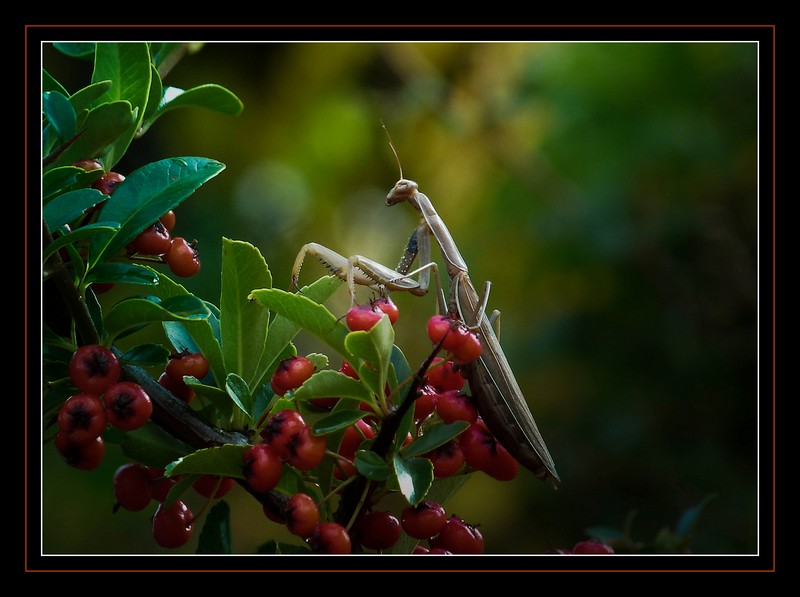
top-left (381, 121), bottom-right (403, 180)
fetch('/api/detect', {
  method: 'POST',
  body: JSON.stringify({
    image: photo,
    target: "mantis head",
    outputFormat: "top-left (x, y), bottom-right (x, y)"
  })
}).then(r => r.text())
top-left (386, 179), bottom-right (418, 206)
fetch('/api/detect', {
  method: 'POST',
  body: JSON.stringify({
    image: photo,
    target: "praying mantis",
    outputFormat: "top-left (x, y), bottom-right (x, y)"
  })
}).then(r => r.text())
top-left (292, 171), bottom-right (561, 488)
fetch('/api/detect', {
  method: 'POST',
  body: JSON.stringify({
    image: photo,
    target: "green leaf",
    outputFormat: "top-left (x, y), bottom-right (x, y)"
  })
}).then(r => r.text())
top-left (355, 450), bottom-right (391, 481)
top-left (165, 444), bottom-right (250, 479)
top-left (43, 188), bottom-right (107, 230)
top-left (293, 370), bottom-right (373, 405)
top-left (85, 262), bottom-right (159, 286)
top-left (250, 286), bottom-right (353, 363)
top-left (43, 166), bottom-right (104, 202)
top-left (104, 423), bottom-right (194, 469)
top-left (251, 383), bottom-right (276, 427)
top-left (250, 275), bottom-right (342, 392)
top-left (46, 101), bottom-right (136, 169)
top-left (393, 454), bottom-right (434, 506)
top-left (102, 295), bottom-right (210, 344)
top-left (43, 91), bottom-right (76, 141)
top-left (344, 316), bottom-right (394, 399)
top-left (183, 377), bottom-right (233, 419)
top-left (43, 68), bottom-right (68, 96)
top-left (69, 80), bottom-right (113, 114)
top-left (87, 157), bottom-right (225, 269)
top-left (54, 42), bottom-right (95, 58)
top-left (141, 64), bottom-right (163, 125)
top-left (219, 238), bottom-right (272, 387)
top-left (225, 373), bottom-right (254, 422)
top-left (196, 501), bottom-right (232, 554)
top-left (119, 343), bottom-right (170, 367)
top-left (312, 409), bottom-right (368, 435)
top-left (90, 42), bottom-right (152, 167)
top-left (141, 84), bottom-right (243, 135)
top-left (402, 421), bottom-right (470, 459)
top-left (42, 222), bottom-right (119, 262)
top-left (149, 278), bottom-right (223, 391)
top-left (162, 474), bottom-right (197, 509)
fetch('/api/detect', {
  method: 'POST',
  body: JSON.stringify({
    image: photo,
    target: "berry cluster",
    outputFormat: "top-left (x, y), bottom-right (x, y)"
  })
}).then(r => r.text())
top-left (55, 345), bottom-right (152, 471)
top-left (112, 459), bottom-right (235, 549)
top-left (157, 350), bottom-right (210, 403)
top-left (74, 159), bottom-right (202, 281)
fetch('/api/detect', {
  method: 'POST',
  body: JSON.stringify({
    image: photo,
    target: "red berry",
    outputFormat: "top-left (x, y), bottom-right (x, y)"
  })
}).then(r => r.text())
top-left (429, 515), bottom-right (484, 554)
top-left (458, 419), bottom-right (519, 481)
top-left (285, 493), bottom-right (320, 539)
top-left (425, 358), bottom-right (465, 392)
top-left (356, 510), bottom-right (402, 551)
top-left (339, 360), bottom-right (359, 380)
top-left (451, 329), bottom-right (482, 365)
top-left (572, 540), bottom-right (615, 554)
top-left (345, 303), bottom-right (385, 331)
top-left (401, 500), bottom-right (447, 540)
top-left (54, 432), bottom-right (105, 470)
top-left (165, 351), bottom-right (209, 382)
top-left (113, 463), bottom-right (153, 511)
top-left (128, 221), bottom-right (172, 255)
top-left (285, 426), bottom-right (327, 471)
top-left (370, 296), bottom-right (399, 324)
top-left (424, 440), bottom-right (465, 478)
top-left (270, 356), bottom-right (315, 396)
top-left (91, 171), bottom-right (125, 195)
top-left (69, 344), bottom-right (121, 395)
top-left (435, 390), bottom-right (478, 424)
top-left (426, 314), bottom-right (457, 350)
top-left (426, 315), bottom-right (482, 364)
top-left (242, 444), bottom-right (283, 493)
top-left (147, 468), bottom-right (176, 503)
top-left (159, 210), bottom-right (176, 232)
top-left (152, 499), bottom-right (193, 549)
top-left (309, 522), bottom-right (351, 554)
top-left (414, 384), bottom-right (439, 421)
top-left (192, 475), bottom-right (235, 499)
top-left (261, 409), bottom-right (306, 459)
top-left (57, 394), bottom-right (107, 444)
top-left (165, 237), bottom-right (201, 278)
top-left (103, 381), bottom-right (153, 431)
top-left (334, 418), bottom-right (375, 479)
top-left (158, 371), bottom-right (195, 403)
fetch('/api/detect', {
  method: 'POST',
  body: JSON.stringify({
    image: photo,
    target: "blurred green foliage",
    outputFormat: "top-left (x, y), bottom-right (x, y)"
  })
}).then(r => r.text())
top-left (41, 40), bottom-right (758, 555)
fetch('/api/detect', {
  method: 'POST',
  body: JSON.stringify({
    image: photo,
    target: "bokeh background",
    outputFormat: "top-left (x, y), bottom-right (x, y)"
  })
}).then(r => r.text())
top-left (40, 39), bottom-right (759, 556)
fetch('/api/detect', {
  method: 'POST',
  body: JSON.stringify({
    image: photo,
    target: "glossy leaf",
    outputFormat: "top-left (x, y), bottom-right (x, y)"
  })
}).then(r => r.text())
top-left (46, 100), bottom-right (136, 169)
top-left (393, 454), bottom-right (434, 506)
top-left (119, 343), bottom-right (170, 367)
top-left (42, 68), bottom-right (68, 96)
top-left (249, 286), bottom-right (353, 364)
top-left (165, 444), bottom-right (250, 479)
top-left (140, 84), bottom-right (243, 135)
top-left (102, 295), bottom-right (210, 344)
top-left (311, 408), bottom-right (369, 435)
top-left (249, 275), bottom-right (341, 392)
top-left (293, 370), bottom-right (373, 404)
top-left (90, 42), bottom-right (152, 167)
top-left (43, 166), bottom-right (103, 202)
top-left (225, 373), bottom-right (254, 422)
top-left (196, 500), bottom-right (232, 555)
top-left (355, 449), bottom-right (391, 481)
top-left (69, 80), bottom-right (113, 114)
top-left (104, 423), bottom-right (194, 469)
top-left (219, 238), bottom-right (272, 387)
top-left (43, 91), bottom-right (76, 141)
top-left (43, 187), bottom-right (107, 229)
top-left (402, 421), bottom-right (470, 459)
top-left (42, 222), bottom-right (119, 262)
top-left (54, 42), bottom-right (95, 58)
top-left (88, 156), bottom-right (225, 269)
top-left (85, 262), bottom-right (159, 286)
